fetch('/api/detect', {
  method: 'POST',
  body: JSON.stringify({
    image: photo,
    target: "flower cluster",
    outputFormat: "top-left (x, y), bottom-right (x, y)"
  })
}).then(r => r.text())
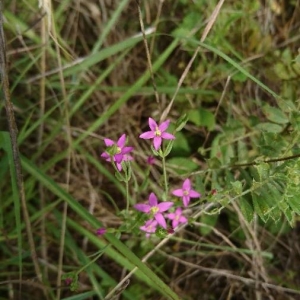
top-left (135, 178), bottom-right (200, 237)
top-left (135, 192), bottom-right (187, 236)
top-left (100, 117), bottom-right (201, 238)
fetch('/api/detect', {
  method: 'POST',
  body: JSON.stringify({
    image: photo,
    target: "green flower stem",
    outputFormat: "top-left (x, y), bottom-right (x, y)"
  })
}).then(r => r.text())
top-left (77, 245), bottom-right (110, 274)
top-left (125, 178), bottom-right (129, 214)
top-left (162, 154), bottom-right (168, 197)
top-left (110, 155), bottom-right (123, 177)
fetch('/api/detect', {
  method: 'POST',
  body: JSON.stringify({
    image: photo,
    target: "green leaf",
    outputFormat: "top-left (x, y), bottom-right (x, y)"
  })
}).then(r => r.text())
top-left (199, 214), bottom-right (218, 236)
top-left (207, 157), bottom-right (222, 169)
top-left (0, 132), bottom-right (22, 284)
top-left (188, 108), bottom-right (215, 131)
top-left (175, 114), bottom-right (189, 132)
top-left (255, 122), bottom-right (283, 133)
top-left (164, 140), bottom-right (174, 157)
top-left (168, 157), bottom-right (198, 175)
top-left (231, 181), bottom-right (243, 194)
top-left (232, 71), bottom-right (248, 82)
top-left (255, 163), bottom-right (270, 181)
top-left (258, 132), bottom-right (287, 157)
top-left (115, 171), bottom-right (125, 182)
top-left (262, 104), bottom-right (289, 124)
top-left (239, 198), bottom-right (254, 223)
top-left (170, 131), bottom-right (191, 156)
top-left (251, 182), bottom-right (274, 222)
top-left (286, 194), bottom-right (300, 215)
top-left (290, 111), bottom-right (300, 131)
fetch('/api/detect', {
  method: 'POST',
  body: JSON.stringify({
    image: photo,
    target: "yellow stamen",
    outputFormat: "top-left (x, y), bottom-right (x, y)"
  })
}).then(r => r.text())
top-left (155, 127), bottom-right (161, 137)
top-left (151, 206), bottom-right (159, 214)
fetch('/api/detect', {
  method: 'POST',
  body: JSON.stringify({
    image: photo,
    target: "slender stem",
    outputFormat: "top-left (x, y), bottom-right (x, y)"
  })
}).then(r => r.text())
top-left (162, 155), bottom-right (168, 197)
top-left (77, 245), bottom-right (110, 274)
top-left (125, 179), bottom-right (129, 214)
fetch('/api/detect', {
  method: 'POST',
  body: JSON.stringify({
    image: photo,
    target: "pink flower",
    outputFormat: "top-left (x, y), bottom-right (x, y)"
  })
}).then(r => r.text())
top-left (147, 156), bottom-right (155, 165)
top-left (96, 228), bottom-right (106, 235)
top-left (65, 278), bottom-right (73, 286)
top-left (140, 219), bottom-right (158, 237)
top-left (101, 134), bottom-right (133, 171)
top-left (134, 193), bottom-right (173, 229)
top-left (172, 179), bottom-right (201, 206)
top-left (139, 118), bottom-right (175, 150)
top-left (167, 208), bottom-right (187, 228)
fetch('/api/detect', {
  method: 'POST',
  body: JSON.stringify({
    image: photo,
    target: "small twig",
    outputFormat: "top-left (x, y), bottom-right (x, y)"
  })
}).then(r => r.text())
top-left (232, 153), bottom-right (300, 168)
top-left (202, 75), bottom-right (231, 149)
top-left (149, 0), bottom-right (164, 56)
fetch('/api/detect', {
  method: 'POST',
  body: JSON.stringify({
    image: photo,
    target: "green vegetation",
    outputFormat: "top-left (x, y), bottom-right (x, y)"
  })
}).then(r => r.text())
top-left (1, 0), bottom-right (300, 299)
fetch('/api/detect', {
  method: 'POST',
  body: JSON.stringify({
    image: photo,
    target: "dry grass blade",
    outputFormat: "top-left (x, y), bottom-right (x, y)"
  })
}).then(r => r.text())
top-left (136, 0), bottom-right (161, 112)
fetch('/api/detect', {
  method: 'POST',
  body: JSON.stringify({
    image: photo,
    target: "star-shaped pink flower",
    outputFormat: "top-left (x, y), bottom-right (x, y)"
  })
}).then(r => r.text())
top-left (167, 208), bottom-right (187, 229)
top-left (101, 134), bottom-right (133, 171)
top-left (172, 179), bottom-right (201, 206)
top-left (140, 219), bottom-right (158, 237)
top-left (134, 193), bottom-right (173, 229)
top-left (139, 118), bottom-right (175, 150)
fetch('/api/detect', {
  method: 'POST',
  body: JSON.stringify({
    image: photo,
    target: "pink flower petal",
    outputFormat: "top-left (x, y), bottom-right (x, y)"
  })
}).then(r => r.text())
top-left (140, 219), bottom-right (157, 233)
top-left (161, 132), bottom-right (175, 140)
top-left (157, 201), bottom-right (173, 212)
top-left (123, 154), bottom-right (133, 161)
top-left (101, 152), bottom-right (110, 159)
top-left (96, 228), bottom-right (106, 235)
top-left (116, 162), bottom-right (122, 171)
top-left (148, 118), bottom-right (158, 131)
top-left (117, 134), bottom-right (126, 148)
top-left (122, 146), bottom-right (133, 154)
top-left (104, 138), bottom-right (115, 147)
top-left (155, 213), bottom-right (167, 228)
top-left (167, 212), bottom-right (176, 220)
top-left (172, 189), bottom-right (184, 197)
top-left (148, 193), bottom-right (158, 206)
top-left (147, 156), bottom-right (155, 165)
top-left (139, 131), bottom-right (155, 139)
top-left (172, 219), bottom-right (179, 228)
top-left (134, 204), bottom-right (151, 213)
top-left (182, 179), bottom-right (191, 191)
top-left (158, 119), bottom-right (170, 132)
top-left (153, 136), bottom-right (162, 150)
top-left (114, 153), bottom-right (123, 163)
top-left (182, 196), bottom-right (190, 207)
top-left (175, 207), bottom-right (183, 214)
top-left (189, 190), bottom-right (201, 198)
top-left (179, 216), bottom-right (187, 223)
